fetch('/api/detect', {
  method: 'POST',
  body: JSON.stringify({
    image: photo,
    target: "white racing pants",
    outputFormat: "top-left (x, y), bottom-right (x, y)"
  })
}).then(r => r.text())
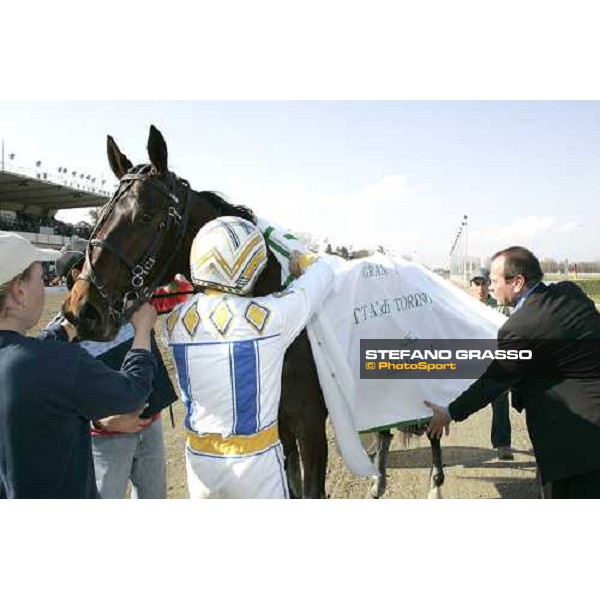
top-left (185, 426), bottom-right (289, 499)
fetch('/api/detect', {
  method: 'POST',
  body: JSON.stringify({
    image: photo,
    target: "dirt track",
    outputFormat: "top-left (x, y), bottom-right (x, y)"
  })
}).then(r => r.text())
top-left (39, 289), bottom-right (538, 499)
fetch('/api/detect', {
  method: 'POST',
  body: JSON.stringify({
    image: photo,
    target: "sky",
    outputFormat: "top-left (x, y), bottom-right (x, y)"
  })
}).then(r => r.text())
top-left (1, 100), bottom-right (598, 267)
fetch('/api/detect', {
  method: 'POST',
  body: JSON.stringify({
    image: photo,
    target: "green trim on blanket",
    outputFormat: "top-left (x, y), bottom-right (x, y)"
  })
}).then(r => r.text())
top-left (283, 273), bottom-right (296, 288)
top-left (267, 239), bottom-right (290, 258)
top-left (261, 225), bottom-right (299, 287)
top-left (263, 227), bottom-right (291, 259)
top-left (359, 417), bottom-right (433, 433)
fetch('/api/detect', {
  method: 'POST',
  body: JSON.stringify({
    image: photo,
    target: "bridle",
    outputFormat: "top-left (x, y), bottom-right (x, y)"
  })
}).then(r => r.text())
top-left (76, 168), bottom-right (192, 323)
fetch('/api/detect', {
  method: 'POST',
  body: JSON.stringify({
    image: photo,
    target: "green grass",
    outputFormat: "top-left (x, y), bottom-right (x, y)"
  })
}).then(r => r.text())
top-left (544, 276), bottom-right (600, 304)
top-left (571, 279), bottom-right (600, 301)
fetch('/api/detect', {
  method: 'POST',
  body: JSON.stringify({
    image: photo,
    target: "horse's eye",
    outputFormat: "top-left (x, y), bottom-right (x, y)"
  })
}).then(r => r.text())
top-left (141, 212), bottom-right (154, 223)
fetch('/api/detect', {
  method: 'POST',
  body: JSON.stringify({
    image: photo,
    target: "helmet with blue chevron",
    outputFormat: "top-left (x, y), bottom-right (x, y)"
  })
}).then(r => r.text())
top-left (190, 216), bottom-right (268, 295)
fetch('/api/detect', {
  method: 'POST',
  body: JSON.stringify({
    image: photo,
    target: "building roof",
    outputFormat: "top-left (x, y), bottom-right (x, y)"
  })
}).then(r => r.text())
top-left (0, 169), bottom-right (111, 214)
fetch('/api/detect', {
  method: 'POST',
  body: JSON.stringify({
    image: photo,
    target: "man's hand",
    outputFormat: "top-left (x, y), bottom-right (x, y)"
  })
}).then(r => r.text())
top-left (129, 302), bottom-right (157, 333)
top-left (94, 409), bottom-right (152, 434)
top-left (129, 303), bottom-right (157, 352)
top-left (60, 318), bottom-right (78, 342)
top-left (424, 400), bottom-right (452, 438)
top-left (289, 251), bottom-right (318, 277)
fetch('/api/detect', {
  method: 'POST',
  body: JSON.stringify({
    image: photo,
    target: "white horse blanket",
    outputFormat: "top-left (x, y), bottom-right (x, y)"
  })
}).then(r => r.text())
top-left (258, 219), bottom-right (506, 477)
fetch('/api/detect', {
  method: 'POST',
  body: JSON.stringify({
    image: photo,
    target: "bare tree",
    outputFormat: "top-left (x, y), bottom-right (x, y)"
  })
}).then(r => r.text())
top-left (87, 207), bottom-right (101, 227)
top-left (295, 231), bottom-right (321, 252)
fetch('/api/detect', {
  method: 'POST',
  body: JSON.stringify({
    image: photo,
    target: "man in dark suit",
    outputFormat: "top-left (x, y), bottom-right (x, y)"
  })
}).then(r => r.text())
top-left (426, 246), bottom-right (600, 498)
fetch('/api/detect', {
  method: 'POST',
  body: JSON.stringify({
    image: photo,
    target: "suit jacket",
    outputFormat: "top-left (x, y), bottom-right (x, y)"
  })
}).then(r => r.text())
top-left (449, 281), bottom-right (600, 484)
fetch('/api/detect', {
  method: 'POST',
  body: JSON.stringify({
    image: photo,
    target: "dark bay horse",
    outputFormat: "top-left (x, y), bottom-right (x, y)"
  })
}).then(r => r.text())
top-left (63, 125), bottom-right (446, 499)
top-left (62, 125), bottom-right (326, 498)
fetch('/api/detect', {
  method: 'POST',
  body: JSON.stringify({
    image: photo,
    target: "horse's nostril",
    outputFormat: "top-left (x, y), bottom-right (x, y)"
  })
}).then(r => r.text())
top-left (80, 302), bottom-right (101, 324)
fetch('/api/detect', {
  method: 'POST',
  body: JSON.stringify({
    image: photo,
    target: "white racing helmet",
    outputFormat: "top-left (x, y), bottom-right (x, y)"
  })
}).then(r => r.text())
top-left (190, 216), bottom-right (268, 295)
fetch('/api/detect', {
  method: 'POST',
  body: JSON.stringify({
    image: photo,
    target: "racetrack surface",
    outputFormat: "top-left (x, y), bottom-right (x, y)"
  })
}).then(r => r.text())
top-left (37, 292), bottom-right (538, 499)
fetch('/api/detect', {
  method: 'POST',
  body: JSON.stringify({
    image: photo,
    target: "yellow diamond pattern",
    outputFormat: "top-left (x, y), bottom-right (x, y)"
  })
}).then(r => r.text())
top-left (166, 308), bottom-right (181, 336)
top-left (210, 299), bottom-right (233, 335)
top-left (182, 302), bottom-right (201, 337)
top-left (245, 302), bottom-right (270, 333)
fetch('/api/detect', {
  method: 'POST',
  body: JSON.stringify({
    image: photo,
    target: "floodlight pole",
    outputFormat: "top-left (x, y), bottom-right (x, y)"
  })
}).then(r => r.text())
top-left (1, 139), bottom-right (4, 172)
top-left (464, 215), bottom-right (469, 282)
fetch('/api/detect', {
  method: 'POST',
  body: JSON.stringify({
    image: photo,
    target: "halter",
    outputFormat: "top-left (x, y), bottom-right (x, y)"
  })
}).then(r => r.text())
top-left (78, 169), bottom-right (192, 323)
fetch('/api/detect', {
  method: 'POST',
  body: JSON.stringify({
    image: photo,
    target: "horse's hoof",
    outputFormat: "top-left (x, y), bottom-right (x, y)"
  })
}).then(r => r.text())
top-left (427, 486), bottom-right (443, 499)
top-left (370, 475), bottom-right (386, 499)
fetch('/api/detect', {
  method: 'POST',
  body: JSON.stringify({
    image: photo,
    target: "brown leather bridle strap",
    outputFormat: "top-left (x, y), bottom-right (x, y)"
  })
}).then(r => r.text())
top-left (75, 169), bottom-right (192, 323)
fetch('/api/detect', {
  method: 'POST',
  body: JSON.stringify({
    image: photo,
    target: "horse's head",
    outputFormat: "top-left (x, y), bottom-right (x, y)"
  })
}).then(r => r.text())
top-left (62, 125), bottom-right (195, 341)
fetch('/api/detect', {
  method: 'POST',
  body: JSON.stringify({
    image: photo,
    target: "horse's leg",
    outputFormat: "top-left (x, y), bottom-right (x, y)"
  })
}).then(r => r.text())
top-left (370, 430), bottom-right (393, 499)
top-left (280, 331), bottom-right (329, 499)
top-left (427, 433), bottom-right (445, 499)
top-left (279, 421), bottom-right (302, 499)
top-left (295, 400), bottom-right (328, 499)
top-left (280, 388), bottom-right (327, 499)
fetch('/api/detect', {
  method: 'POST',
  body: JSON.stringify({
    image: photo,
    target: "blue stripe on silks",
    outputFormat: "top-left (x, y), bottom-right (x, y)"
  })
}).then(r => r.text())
top-left (255, 340), bottom-right (261, 430)
top-left (229, 343), bottom-right (237, 433)
top-left (232, 340), bottom-right (258, 435)
top-left (172, 345), bottom-right (193, 431)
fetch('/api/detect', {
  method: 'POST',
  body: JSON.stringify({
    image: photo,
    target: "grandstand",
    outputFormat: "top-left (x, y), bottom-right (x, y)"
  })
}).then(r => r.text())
top-left (0, 165), bottom-right (112, 250)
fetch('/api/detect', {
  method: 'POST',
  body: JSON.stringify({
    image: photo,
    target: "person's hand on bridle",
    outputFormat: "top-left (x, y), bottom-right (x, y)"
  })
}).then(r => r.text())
top-left (129, 302), bottom-right (157, 332)
top-left (129, 303), bottom-right (157, 352)
top-left (59, 318), bottom-right (78, 342)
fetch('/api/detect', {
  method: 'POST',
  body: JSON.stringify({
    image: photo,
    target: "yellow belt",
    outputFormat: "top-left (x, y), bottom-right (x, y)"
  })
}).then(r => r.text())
top-left (187, 422), bottom-right (279, 457)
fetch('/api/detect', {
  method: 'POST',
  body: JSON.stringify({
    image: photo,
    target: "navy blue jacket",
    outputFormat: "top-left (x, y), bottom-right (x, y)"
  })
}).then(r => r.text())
top-left (449, 282), bottom-right (600, 484)
top-left (74, 325), bottom-right (177, 419)
top-left (0, 329), bottom-right (156, 499)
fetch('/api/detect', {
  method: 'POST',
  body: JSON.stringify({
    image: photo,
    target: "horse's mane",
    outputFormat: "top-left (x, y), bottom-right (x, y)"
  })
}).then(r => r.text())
top-left (128, 164), bottom-right (257, 224)
top-left (196, 190), bottom-right (257, 224)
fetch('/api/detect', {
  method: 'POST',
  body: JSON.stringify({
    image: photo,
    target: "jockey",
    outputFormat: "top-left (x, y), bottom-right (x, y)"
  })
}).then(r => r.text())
top-left (164, 216), bottom-right (334, 498)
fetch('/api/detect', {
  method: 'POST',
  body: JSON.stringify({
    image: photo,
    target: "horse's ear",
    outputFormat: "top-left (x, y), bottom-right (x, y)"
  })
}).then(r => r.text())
top-left (147, 125), bottom-right (168, 175)
top-left (107, 135), bottom-right (133, 179)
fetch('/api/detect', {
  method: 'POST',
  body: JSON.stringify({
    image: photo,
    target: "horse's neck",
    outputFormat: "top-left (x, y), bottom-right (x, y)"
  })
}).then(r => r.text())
top-left (161, 190), bottom-right (209, 285)
top-left (253, 248), bottom-right (284, 296)
top-left (164, 188), bottom-right (283, 294)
